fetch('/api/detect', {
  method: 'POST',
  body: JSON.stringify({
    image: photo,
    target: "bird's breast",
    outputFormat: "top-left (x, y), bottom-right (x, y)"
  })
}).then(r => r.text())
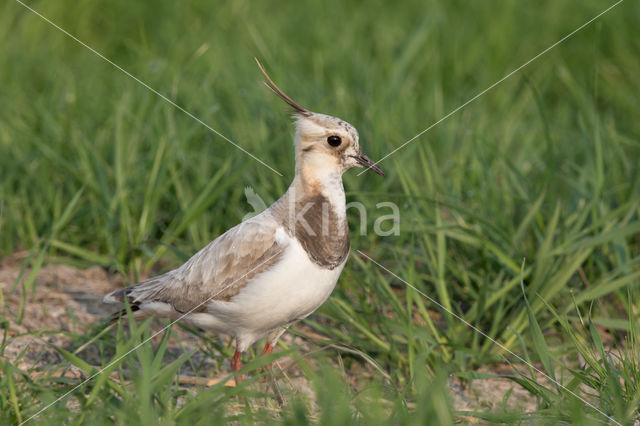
top-left (208, 231), bottom-right (346, 335)
top-left (294, 193), bottom-right (349, 269)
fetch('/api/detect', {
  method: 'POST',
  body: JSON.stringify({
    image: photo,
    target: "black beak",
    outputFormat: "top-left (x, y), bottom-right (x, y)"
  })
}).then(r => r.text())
top-left (352, 153), bottom-right (385, 176)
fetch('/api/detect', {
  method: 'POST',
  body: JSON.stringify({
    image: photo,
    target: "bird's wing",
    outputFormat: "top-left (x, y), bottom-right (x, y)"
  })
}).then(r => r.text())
top-left (104, 215), bottom-right (286, 313)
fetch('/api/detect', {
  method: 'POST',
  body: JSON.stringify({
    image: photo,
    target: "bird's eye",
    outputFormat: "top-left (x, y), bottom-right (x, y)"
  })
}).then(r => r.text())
top-left (327, 135), bottom-right (342, 147)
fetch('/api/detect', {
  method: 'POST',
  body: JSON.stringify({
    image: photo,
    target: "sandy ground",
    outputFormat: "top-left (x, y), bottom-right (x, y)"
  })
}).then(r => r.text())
top-left (0, 254), bottom-right (544, 417)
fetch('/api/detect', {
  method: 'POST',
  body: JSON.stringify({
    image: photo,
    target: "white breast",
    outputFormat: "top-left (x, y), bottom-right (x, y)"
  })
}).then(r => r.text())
top-left (197, 228), bottom-right (346, 351)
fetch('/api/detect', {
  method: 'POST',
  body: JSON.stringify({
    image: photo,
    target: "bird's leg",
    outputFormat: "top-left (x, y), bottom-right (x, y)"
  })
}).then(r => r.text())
top-left (261, 341), bottom-right (274, 356)
top-left (263, 327), bottom-right (286, 359)
top-left (231, 350), bottom-right (243, 385)
top-left (260, 341), bottom-right (275, 377)
top-left (259, 341), bottom-right (284, 405)
top-left (260, 341), bottom-right (276, 379)
top-left (231, 350), bottom-right (243, 370)
top-left (261, 329), bottom-right (287, 405)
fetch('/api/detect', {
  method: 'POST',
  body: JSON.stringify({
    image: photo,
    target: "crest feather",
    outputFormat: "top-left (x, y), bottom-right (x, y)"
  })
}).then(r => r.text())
top-left (255, 58), bottom-right (311, 117)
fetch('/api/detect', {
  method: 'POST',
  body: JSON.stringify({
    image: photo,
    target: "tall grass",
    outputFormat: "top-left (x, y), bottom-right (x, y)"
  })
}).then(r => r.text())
top-left (1, 0), bottom-right (639, 423)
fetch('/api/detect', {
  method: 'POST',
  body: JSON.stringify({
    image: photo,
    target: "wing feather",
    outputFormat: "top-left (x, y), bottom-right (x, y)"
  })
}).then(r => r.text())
top-left (104, 216), bottom-right (285, 313)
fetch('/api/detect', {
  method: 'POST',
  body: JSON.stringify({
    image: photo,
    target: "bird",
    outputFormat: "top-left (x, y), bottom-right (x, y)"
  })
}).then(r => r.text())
top-left (103, 59), bottom-right (385, 382)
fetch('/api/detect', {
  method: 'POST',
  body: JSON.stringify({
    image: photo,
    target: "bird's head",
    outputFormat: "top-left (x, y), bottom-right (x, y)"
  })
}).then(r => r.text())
top-left (256, 59), bottom-right (384, 179)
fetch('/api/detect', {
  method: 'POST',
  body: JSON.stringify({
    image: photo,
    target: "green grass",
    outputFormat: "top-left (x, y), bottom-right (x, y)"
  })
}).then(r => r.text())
top-left (1, 0), bottom-right (640, 423)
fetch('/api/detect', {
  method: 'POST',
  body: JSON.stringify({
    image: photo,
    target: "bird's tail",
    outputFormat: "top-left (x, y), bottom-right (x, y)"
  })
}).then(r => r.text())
top-left (105, 304), bottom-right (141, 325)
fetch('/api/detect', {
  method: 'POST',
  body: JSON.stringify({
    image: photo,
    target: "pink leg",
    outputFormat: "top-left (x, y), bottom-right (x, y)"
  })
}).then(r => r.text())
top-left (231, 350), bottom-right (243, 371)
top-left (260, 341), bottom-right (283, 403)
top-left (231, 350), bottom-right (243, 385)
top-left (261, 341), bottom-right (274, 355)
top-left (261, 341), bottom-right (276, 375)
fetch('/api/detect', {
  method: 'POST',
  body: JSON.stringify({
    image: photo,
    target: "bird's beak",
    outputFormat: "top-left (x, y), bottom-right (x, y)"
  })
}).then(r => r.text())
top-left (351, 153), bottom-right (385, 176)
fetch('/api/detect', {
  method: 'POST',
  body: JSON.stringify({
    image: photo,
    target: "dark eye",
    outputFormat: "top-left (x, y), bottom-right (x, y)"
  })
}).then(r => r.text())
top-left (327, 135), bottom-right (342, 147)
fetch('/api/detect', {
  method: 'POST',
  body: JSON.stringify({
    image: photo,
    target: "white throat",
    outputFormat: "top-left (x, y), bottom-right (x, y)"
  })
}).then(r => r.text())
top-left (295, 159), bottom-right (346, 219)
top-left (317, 171), bottom-right (346, 216)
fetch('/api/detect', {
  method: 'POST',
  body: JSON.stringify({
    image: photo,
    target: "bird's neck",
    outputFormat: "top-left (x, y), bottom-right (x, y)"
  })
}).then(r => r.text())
top-left (293, 166), bottom-right (346, 214)
top-left (269, 166), bottom-right (346, 226)
top-left (268, 165), bottom-right (350, 270)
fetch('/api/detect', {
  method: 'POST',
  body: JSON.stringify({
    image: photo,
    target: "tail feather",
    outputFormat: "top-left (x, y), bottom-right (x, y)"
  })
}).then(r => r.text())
top-left (103, 274), bottom-right (172, 324)
top-left (103, 287), bottom-right (131, 304)
top-left (103, 275), bottom-right (170, 305)
top-left (105, 304), bottom-right (141, 324)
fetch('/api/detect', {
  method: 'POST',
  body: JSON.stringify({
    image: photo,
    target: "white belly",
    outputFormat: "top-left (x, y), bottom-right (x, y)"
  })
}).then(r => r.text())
top-left (197, 230), bottom-right (346, 350)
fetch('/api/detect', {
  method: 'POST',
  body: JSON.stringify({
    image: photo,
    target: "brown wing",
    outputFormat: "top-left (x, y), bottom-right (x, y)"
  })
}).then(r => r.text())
top-left (105, 217), bottom-right (285, 313)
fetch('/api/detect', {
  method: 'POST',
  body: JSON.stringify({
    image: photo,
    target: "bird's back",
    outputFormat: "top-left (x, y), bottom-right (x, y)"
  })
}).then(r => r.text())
top-left (103, 212), bottom-right (285, 314)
